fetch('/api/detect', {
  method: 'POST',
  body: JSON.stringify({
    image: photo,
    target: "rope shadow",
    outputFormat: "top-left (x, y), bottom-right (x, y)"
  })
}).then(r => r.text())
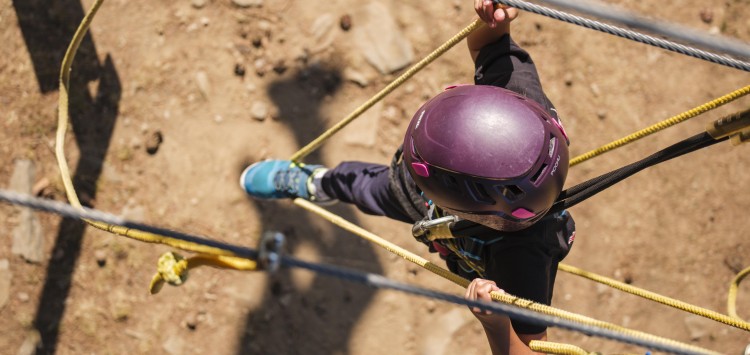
top-left (235, 65), bottom-right (384, 354)
top-left (13, 1), bottom-right (121, 353)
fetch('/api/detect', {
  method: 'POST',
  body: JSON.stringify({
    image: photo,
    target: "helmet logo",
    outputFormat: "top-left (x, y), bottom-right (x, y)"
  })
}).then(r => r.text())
top-left (414, 110), bottom-right (425, 130)
top-left (550, 154), bottom-right (561, 176)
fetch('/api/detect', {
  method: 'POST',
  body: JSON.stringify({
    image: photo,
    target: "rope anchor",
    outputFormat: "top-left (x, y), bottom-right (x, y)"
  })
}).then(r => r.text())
top-left (258, 231), bottom-right (285, 272)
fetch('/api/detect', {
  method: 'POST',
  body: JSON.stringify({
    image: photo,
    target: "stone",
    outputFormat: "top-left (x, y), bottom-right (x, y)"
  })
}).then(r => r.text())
top-left (17, 330), bottom-right (41, 355)
top-left (10, 160), bottom-right (44, 263)
top-left (232, 0), bottom-right (263, 8)
top-left (145, 131), bottom-right (163, 155)
top-left (352, 3), bottom-right (414, 74)
top-left (251, 101), bottom-right (268, 121)
top-left (343, 67), bottom-right (369, 87)
top-left (683, 315), bottom-right (714, 340)
top-left (191, 0), bottom-right (208, 9)
top-left (0, 259), bottom-right (10, 309)
top-left (195, 71), bottom-right (211, 100)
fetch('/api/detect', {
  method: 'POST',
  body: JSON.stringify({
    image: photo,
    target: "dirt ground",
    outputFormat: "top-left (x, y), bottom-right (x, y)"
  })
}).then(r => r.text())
top-left (1, 0), bottom-right (750, 354)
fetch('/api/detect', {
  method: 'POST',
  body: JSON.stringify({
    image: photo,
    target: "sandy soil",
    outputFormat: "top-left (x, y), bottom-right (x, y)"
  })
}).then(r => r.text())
top-left (1, 0), bottom-right (749, 354)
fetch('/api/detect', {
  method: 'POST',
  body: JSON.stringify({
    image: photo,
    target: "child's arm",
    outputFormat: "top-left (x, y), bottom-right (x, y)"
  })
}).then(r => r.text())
top-left (468, 0), bottom-right (519, 62)
top-left (465, 278), bottom-right (544, 355)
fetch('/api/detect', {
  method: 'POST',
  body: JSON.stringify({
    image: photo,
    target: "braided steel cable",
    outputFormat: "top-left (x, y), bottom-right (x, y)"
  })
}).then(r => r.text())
top-left (0, 189), bottom-right (723, 355)
top-left (493, 0), bottom-right (750, 72)
top-left (537, 0), bottom-right (750, 60)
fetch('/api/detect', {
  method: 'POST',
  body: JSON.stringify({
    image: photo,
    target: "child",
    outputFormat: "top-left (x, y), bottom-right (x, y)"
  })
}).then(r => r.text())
top-left (241, 1), bottom-right (575, 353)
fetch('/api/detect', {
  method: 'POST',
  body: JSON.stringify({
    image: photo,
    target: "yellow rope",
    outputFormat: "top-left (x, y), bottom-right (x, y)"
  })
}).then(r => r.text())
top-left (289, 19), bottom-right (484, 162)
top-left (529, 340), bottom-right (598, 355)
top-left (558, 264), bottom-right (750, 331)
top-left (149, 252), bottom-right (257, 294)
top-left (728, 265), bottom-right (750, 320)
top-left (293, 199), bottom-right (720, 355)
top-left (569, 84), bottom-right (750, 166)
top-left (55, 0), bottom-right (256, 284)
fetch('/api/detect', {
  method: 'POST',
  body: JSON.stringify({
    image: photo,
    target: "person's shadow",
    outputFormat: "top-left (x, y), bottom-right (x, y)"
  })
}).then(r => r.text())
top-left (235, 65), bottom-right (384, 354)
top-left (12, 1), bottom-right (122, 354)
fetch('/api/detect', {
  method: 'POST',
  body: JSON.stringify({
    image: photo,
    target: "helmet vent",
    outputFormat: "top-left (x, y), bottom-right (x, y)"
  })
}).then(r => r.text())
top-left (467, 182), bottom-right (495, 205)
top-left (530, 162), bottom-right (548, 183)
top-left (497, 184), bottom-right (524, 202)
top-left (441, 174), bottom-right (460, 191)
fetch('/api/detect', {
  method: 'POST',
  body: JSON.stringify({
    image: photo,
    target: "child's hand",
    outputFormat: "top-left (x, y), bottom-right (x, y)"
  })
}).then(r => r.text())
top-left (474, 0), bottom-right (519, 28)
top-left (465, 278), bottom-right (509, 326)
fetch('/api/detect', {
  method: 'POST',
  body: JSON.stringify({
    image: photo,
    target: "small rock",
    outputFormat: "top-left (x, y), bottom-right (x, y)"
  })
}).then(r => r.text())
top-left (563, 73), bottom-right (574, 86)
top-left (352, 3), bottom-right (414, 74)
top-left (18, 292), bottom-right (29, 302)
top-left (191, 0), bottom-right (207, 9)
top-left (684, 315), bottom-right (713, 340)
top-left (343, 68), bottom-right (369, 87)
top-left (234, 63), bottom-right (246, 77)
top-left (699, 8), bottom-right (713, 24)
top-left (272, 60), bottom-right (287, 74)
top-left (31, 177), bottom-right (50, 197)
top-left (251, 36), bottom-right (263, 48)
top-left (195, 71), bottom-right (211, 99)
top-left (0, 259), bottom-right (10, 309)
top-left (10, 160), bottom-right (45, 264)
top-left (145, 131), bottom-right (163, 155)
top-left (597, 109), bottom-right (607, 120)
top-left (162, 335), bottom-right (185, 355)
top-left (184, 312), bottom-right (199, 330)
top-left (94, 249), bottom-right (107, 267)
top-left (254, 58), bottom-right (268, 76)
top-left (17, 330), bottom-right (41, 355)
top-left (232, 0), bottom-right (263, 8)
top-left (425, 300), bottom-right (437, 313)
top-left (590, 83), bottom-right (601, 97)
top-left (340, 14), bottom-right (352, 31)
top-left (251, 102), bottom-right (268, 121)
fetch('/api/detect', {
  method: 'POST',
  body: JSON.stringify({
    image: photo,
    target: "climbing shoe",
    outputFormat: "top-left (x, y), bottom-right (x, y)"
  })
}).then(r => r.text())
top-left (240, 160), bottom-right (331, 202)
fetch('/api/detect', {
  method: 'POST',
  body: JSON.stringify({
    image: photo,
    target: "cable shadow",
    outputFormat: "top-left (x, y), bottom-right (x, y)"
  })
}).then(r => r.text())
top-left (13, 1), bottom-right (122, 353)
top-left (235, 65), bottom-right (385, 354)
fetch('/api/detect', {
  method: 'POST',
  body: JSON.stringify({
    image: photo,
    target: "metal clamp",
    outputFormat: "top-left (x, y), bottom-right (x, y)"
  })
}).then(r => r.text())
top-left (258, 231), bottom-right (285, 272)
top-left (411, 215), bottom-right (461, 242)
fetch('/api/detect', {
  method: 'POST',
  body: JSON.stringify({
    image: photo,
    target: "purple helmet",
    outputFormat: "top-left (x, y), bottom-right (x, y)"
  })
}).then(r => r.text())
top-left (403, 85), bottom-right (569, 231)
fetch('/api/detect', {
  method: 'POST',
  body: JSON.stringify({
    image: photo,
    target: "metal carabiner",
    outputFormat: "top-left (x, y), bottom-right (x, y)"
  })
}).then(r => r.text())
top-left (258, 231), bottom-right (285, 272)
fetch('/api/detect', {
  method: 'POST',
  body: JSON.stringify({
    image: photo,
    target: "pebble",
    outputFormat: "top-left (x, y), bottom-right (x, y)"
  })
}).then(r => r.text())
top-left (254, 58), bottom-right (268, 76)
top-left (145, 130), bottom-right (163, 155)
top-left (232, 0), bottom-right (263, 8)
top-left (563, 73), bottom-right (574, 86)
top-left (699, 8), bottom-right (713, 24)
top-left (0, 259), bottom-right (10, 309)
top-left (251, 102), bottom-right (268, 121)
top-left (10, 160), bottom-right (44, 263)
top-left (18, 292), bottom-right (29, 302)
top-left (191, 0), bottom-right (207, 9)
top-left (343, 68), bottom-right (369, 87)
top-left (340, 14), bottom-right (352, 31)
top-left (234, 63), bottom-right (246, 77)
top-left (272, 59), bottom-right (287, 74)
top-left (94, 249), bottom-right (107, 267)
top-left (195, 71), bottom-right (211, 99)
top-left (683, 315), bottom-right (713, 340)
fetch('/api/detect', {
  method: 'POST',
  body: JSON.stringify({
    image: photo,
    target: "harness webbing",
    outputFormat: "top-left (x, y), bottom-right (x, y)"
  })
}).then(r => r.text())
top-left (548, 132), bottom-right (726, 215)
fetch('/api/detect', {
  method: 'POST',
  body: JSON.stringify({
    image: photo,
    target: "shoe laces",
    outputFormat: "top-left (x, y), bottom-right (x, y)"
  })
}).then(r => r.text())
top-left (273, 164), bottom-right (309, 196)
